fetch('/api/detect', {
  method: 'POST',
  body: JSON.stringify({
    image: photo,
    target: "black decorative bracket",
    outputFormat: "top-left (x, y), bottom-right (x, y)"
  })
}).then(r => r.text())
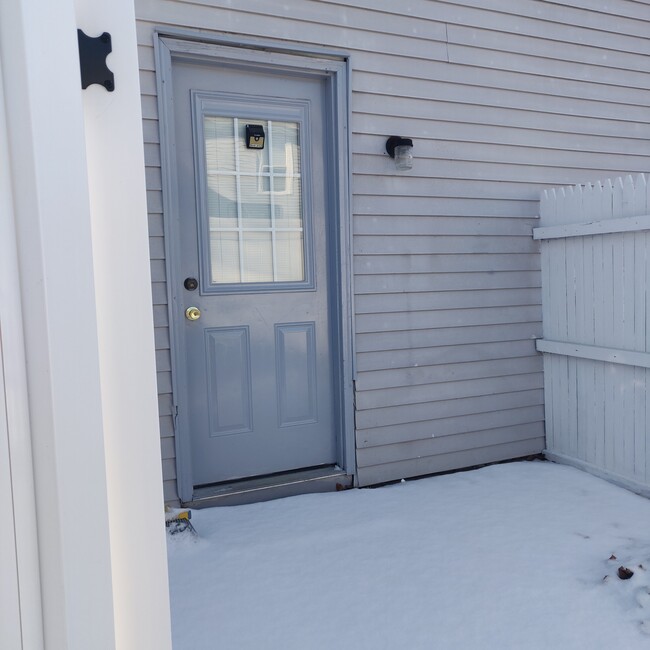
top-left (77, 30), bottom-right (114, 91)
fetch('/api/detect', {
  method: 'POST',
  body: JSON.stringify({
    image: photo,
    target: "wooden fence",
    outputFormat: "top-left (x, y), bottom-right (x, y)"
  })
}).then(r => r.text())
top-left (534, 174), bottom-right (650, 495)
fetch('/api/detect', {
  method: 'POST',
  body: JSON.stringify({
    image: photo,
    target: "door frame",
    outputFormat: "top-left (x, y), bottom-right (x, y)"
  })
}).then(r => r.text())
top-left (154, 31), bottom-right (355, 502)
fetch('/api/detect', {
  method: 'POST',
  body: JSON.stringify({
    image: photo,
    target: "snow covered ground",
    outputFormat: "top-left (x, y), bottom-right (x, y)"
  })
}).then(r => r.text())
top-left (167, 461), bottom-right (650, 649)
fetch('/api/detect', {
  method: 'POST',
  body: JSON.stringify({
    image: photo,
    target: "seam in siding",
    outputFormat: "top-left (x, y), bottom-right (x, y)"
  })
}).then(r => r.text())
top-left (444, 22), bottom-right (450, 63)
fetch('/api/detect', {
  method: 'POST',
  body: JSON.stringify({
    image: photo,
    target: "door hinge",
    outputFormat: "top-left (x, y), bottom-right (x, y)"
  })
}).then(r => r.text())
top-left (77, 29), bottom-right (114, 91)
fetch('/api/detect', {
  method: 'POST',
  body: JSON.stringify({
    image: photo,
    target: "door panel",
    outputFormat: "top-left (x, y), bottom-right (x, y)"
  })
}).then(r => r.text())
top-left (205, 326), bottom-right (252, 436)
top-left (275, 322), bottom-right (318, 426)
top-left (172, 61), bottom-right (336, 486)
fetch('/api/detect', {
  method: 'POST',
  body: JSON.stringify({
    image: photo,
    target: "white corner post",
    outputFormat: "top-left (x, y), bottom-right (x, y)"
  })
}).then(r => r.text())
top-left (0, 0), bottom-right (172, 647)
top-left (74, 0), bottom-right (173, 647)
top-left (0, 51), bottom-right (44, 650)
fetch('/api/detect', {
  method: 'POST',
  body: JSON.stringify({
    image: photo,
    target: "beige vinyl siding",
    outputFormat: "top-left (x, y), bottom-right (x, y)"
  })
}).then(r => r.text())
top-left (136, 0), bottom-right (650, 500)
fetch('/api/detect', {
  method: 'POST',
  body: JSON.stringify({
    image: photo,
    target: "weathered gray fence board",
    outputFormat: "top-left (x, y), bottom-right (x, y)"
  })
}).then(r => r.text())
top-left (536, 174), bottom-right (650, 491)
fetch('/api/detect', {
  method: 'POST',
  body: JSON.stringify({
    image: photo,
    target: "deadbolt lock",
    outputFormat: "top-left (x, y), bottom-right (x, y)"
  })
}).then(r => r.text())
top-left (185, 306), bottom-right (201, 321)
top-left (184, 277), bottom-right (198, 291)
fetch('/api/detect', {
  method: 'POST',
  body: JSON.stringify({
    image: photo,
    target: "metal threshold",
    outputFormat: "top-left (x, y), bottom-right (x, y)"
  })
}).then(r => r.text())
top-left (186, 466), bottom-right (353, 508)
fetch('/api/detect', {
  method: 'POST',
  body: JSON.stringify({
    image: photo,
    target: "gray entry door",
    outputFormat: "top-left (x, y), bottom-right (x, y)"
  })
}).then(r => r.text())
top-left (171, 60), bottom-right (337, 486)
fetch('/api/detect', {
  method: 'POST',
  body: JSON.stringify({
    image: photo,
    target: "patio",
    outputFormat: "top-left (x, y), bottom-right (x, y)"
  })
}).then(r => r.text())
top-left (168, 461), bottom-right (650, 649)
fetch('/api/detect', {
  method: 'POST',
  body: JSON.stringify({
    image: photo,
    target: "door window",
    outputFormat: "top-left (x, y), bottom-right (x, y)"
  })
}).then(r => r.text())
top-left (203, 116), bottom-right (305, 285)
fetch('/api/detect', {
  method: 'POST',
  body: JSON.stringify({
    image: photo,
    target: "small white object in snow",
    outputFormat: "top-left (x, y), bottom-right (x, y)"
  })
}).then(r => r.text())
top-left (636, 589), bottom-right (650, 608)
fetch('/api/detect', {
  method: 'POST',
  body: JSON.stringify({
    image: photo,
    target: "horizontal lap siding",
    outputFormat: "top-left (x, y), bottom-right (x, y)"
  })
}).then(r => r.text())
top-left (135, 0), bottom-right (650, 498)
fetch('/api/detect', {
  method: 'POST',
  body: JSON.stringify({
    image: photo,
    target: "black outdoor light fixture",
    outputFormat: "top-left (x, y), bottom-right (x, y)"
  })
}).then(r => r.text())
top-left (386, 136), bottom-right (414, 170)
top-left (246, 124), bottom-right (265, 149)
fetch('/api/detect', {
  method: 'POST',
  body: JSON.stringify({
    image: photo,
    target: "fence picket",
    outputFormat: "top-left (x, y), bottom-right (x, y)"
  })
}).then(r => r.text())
top-left (620, 180), bottom-right (637, 477)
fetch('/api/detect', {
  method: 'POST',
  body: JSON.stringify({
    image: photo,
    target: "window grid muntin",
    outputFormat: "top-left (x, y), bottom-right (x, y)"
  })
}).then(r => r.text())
top-left (206, 115), bottom-right (304, 285)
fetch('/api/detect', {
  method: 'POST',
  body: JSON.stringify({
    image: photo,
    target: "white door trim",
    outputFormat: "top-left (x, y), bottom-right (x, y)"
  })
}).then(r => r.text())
top-left (154, 32), bottom-right (355, 502)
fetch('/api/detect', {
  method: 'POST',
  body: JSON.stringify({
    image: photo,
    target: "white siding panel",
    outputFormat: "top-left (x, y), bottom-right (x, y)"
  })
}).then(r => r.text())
top-left (357, 340), bottom-right (537, 373)
top-left (151, 282), bottom-right (167, 305)
top-left (352, 196), bottom-right (539, 218)
top-left (355, 305), bottom-right (542, 333)
top-left (353, 94), bottom-right (650, 141)
top-left (354, 119), bottom-right (650, 158)
top-left (357, 437), bottom-right (545, 486)
top-left (136, 0), bottom-right (650, 498)
top-left (349, 54), bottom-right (650, 106)
top-left (136, 3), bottom-right (450, 60)
top-left (142, 120), bottom-right (160, 145)
top-left (449, 24), bottom-right (650, 74)
top-left (355, 356), bottom-right (543, 392)
top-left (353, 216), bottom-right (538, 236)
top-left (354, 271), bottom-right (541, 294)
top-left (356, 155), bottom-right (650, 187)
top-left (356, 389), bottom-right (543, 429)
top-left (355, 254), bottom-right (540, 274)
top-left (355, 322), bottom-right (541, 353)
top-left (354, 75), bottom-right (650, 125)
top-left (355, 288), bottom-right (540, 314)
top-left (357, 405), bottom-right (544, 447)
top-left (163, 479), bottom-right (179, 504)
top-left (160, 436), bottom-right (175, 460)
top-left (353, 234), bottom-right (538, 254)
top-left (449, 43), bottom-right (650, 91)
top-left (323, 0), bottom-right (650, 41)
top-left (358, 422), bottom-right (545, 467)
top-left (356, 372), bottom-right (544, 410)
top-left (174, 0), bottom-right (449, 42)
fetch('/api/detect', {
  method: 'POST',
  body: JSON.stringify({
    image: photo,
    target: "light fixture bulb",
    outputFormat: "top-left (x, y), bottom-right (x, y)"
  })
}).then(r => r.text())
top-left (386, 136), bottom-right (414, 171)
top-left (394, 144), bottom-right (413, 170)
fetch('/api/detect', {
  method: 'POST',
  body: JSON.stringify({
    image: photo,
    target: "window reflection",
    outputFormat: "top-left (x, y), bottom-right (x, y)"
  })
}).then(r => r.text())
top-left (204, 116), bottom-right (305, 284)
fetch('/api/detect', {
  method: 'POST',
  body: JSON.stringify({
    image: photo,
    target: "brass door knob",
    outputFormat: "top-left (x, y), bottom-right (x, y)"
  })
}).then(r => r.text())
top-left (185, 306), bottom-right (201, 321)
